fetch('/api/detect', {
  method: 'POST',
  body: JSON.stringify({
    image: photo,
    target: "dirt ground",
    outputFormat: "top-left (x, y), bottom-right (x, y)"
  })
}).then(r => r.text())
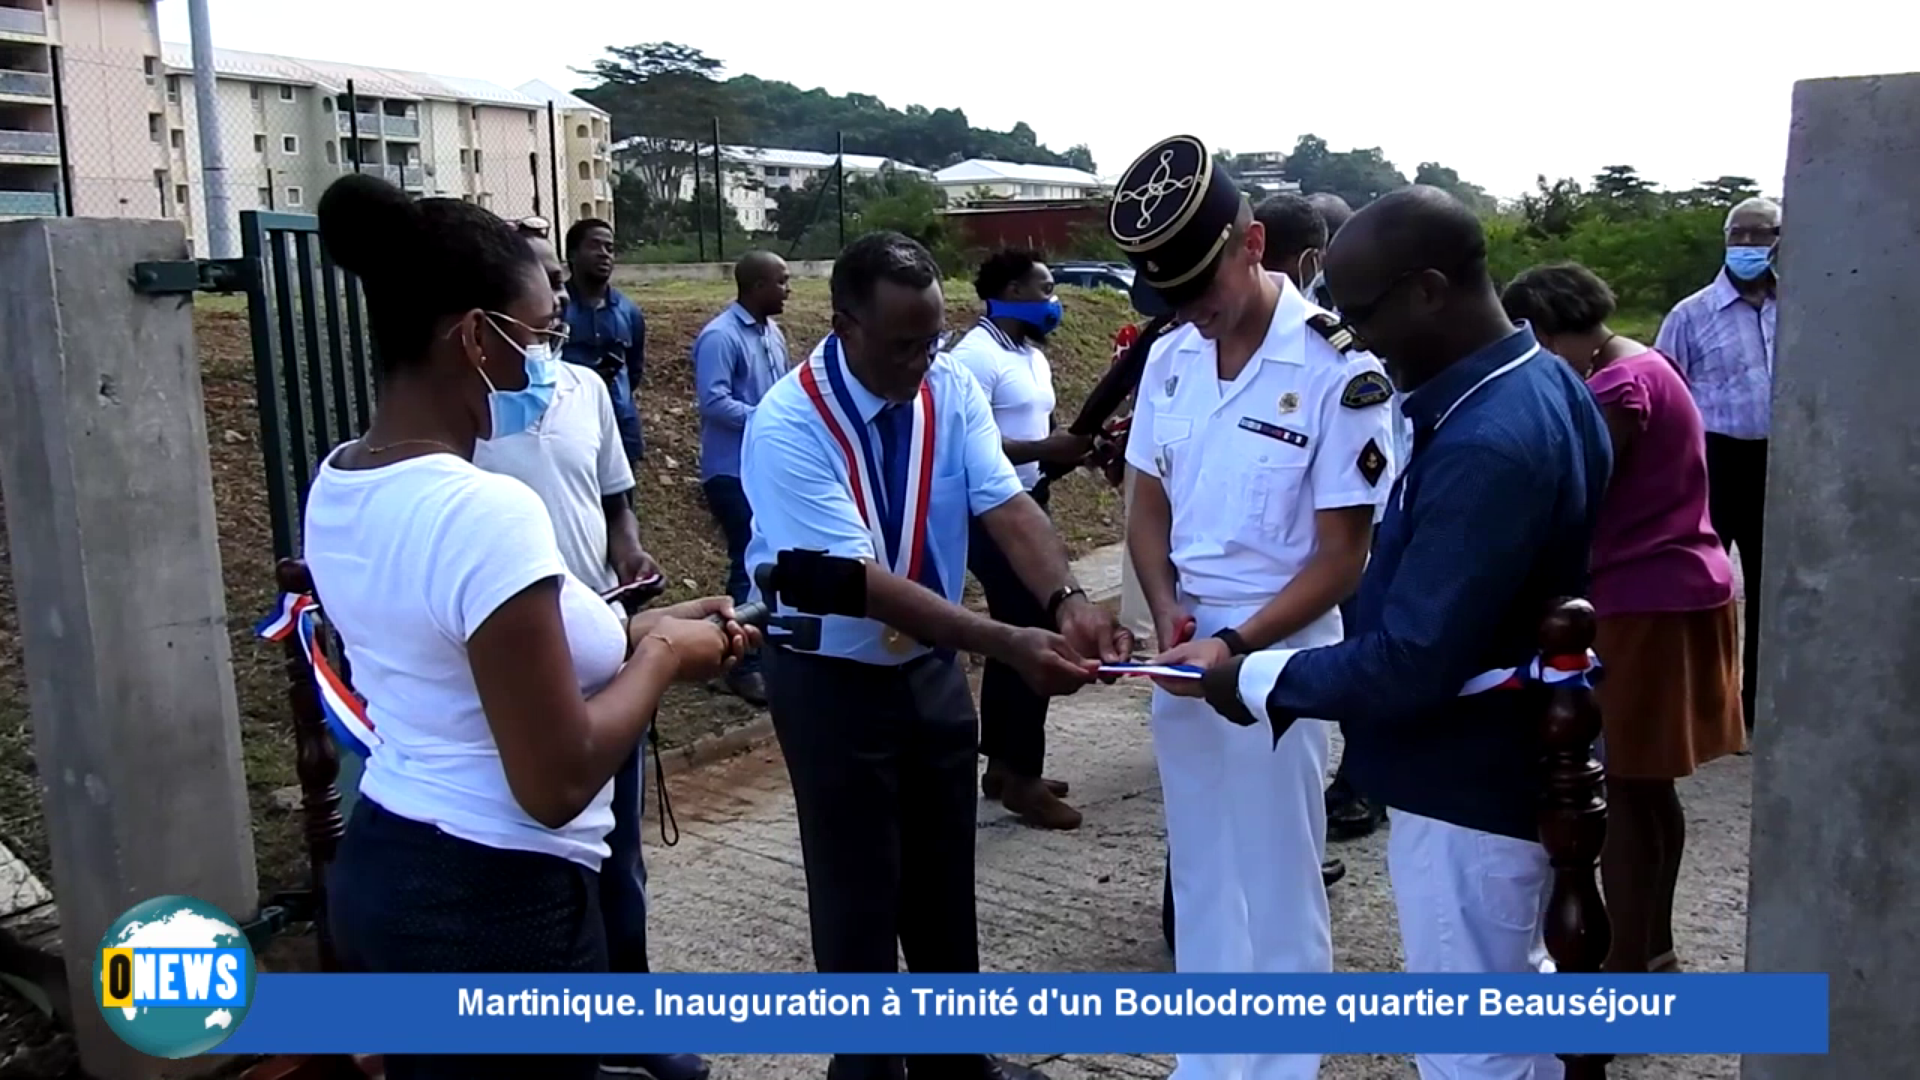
top-left (0, 276), bottom-right (1136, 900)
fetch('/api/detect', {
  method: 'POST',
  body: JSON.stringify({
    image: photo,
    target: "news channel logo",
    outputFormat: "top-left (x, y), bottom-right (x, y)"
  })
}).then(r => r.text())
top-left (93, 895), bottom-right (257, 1059)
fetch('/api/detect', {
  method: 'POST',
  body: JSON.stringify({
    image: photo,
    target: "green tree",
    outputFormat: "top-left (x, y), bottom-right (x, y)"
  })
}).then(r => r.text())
top-left (577, 43), bottom-right (742, 217)
top-left (1414, 161), bottom-right (1494, 215)
top-left (1518, 175), bottom-right (1589, 239)
top-left (1589, 164), bottom-right (1658, 220)
top-left (1673, 175), bottom-right (1761, 210)
top-left (1280, 134), bottom-right (1407, 208)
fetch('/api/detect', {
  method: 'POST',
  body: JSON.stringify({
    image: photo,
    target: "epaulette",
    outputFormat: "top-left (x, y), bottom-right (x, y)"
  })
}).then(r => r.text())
top-left (1306, 312), bottom-right (1357, 353)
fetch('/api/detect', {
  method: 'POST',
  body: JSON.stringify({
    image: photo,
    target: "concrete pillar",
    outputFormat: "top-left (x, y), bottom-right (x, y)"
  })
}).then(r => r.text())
top-left (1744, 71), bottom-right (1920, 1079)
top-left (0, 219), bottom-right (257, 1078)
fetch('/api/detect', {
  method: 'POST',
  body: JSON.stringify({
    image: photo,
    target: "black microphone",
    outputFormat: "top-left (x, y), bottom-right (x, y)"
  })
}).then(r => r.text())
top-left (703, 549), bottom-right (868, 653)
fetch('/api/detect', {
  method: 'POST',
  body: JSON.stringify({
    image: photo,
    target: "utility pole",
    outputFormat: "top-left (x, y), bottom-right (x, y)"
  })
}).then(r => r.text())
top-left (187, 0), bottom-right (233, 256)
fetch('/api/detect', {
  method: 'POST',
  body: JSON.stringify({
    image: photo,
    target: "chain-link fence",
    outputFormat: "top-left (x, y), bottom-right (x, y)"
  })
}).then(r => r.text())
top-left (19, 42), bottom-right (596, 255)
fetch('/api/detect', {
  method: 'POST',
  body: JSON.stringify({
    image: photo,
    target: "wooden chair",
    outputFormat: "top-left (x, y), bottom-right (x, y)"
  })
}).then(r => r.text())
top-left (1537, 597), bottom-right (1612, 1079)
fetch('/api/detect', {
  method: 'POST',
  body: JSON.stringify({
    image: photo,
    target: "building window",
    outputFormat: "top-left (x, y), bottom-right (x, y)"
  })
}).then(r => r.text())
top-left (477, 193), bottom-right (491, 209)
top-left (470, 106), bottom-right (480, 123)
top-left (279, 84), bottom-right (295, 102)
top-left (254, 134), bottom-right (266, 153)
top-left (257, 186), bottom-right (272, 208)
top-left (321, 97), bottom-right (332, 111)
top-left (249, 83), bottom-right (261, 101)
top-left (473, 149), bottom-right (483, 174)
top-left (169, 129), bottom-right (183, 150)
top-left (325, 142), bottom-right (337, 165)
top-left (282, 135), bottom-right (299, 155)
top-left (580, 202), bottom-right (592, 219)
top-left (577, 160), bottom-right (589, 180)
top-left (285, 186), bottom-right (303, 207)
top-left (459, 148), bottom-right (470, 167)
top-left (143, 56), bottom-right (156, 85)
top-left (576, 124), bottom-right (588, 138)
top-left (175, 184), bottom-right (188, 207)
top-left (148, 114), bottom-right (161, 142)
top-left (166, 75), bottom-right (179, 104)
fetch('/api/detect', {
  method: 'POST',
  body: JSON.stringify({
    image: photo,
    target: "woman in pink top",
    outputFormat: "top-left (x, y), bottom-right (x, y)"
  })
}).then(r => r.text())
top-left (1504, 263), bottom-right (1744, 975)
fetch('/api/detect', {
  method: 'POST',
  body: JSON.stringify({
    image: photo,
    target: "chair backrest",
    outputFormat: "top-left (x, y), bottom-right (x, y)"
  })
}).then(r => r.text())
top-left (1536, 597), bottom-right (1612, 1079)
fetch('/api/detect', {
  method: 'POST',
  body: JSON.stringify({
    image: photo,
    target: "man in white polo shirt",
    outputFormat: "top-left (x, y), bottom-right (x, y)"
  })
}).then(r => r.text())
top-left (471, 234), bottom-right (705, 1080)
top-left (948, 249), bottom-right (1095, 830)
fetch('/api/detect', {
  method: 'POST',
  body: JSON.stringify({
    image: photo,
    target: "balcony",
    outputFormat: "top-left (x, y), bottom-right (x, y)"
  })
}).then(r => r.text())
top-left (334, 111), bottom-right (382, 136)
top-left (0, 129), bottom-right (57, 158)
top-left (0, 8), bottom-right (47, 37)
top-left (0, 190), bottom-right (58, 216)
top-left (381, 114), bottom-right (418, 140)
top-left (372, 163), bottom-right (424, 189)
top-left (0, 69), bottom-right (52, 99)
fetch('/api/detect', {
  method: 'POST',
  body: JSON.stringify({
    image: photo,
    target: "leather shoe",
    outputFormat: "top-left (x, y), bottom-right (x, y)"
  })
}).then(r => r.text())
top-left (981, 763), bottom-right (1067, 800)
top-left (724, 669), bottom-right (767, 707)
top-left (984, 1057), bottom-right (1050, 1080)
top-left (999, 777), bottom-right (1081, 830)
top-left (1322, 858), bottom-right (1346, 887)
top-left (601, 1053), bottom-right (710, 1079)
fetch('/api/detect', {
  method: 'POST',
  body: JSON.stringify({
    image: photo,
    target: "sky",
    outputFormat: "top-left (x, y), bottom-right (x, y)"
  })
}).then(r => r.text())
top-left (156, 0), bottom-right (1918, 201)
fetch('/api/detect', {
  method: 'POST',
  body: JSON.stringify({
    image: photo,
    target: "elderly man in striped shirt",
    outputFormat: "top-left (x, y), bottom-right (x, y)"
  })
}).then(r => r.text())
top-left (1655, 196), bottom-right (1780, 734)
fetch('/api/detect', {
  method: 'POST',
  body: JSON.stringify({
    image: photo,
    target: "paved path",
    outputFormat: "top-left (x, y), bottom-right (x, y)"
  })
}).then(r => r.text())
top-left (641, 675), bottom-right (1752, 1080)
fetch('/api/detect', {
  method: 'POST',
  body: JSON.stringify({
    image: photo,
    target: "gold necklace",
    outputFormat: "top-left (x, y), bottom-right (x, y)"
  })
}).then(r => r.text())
top-left (361, 437), bottom-right (457, 457)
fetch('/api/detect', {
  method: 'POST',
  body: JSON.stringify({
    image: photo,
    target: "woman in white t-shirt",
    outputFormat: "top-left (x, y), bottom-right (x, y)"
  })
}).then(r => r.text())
top-left (306, 174), bottom-right (754, 1080)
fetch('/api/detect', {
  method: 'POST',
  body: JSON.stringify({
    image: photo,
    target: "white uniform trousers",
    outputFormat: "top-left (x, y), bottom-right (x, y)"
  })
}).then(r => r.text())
top-left (1153, 599), bottom-right (1333, 1080)
top-left (1387, 809), bottom-right (1563, 1080)
top-left (1119, 470), bottom-right (1156, 645)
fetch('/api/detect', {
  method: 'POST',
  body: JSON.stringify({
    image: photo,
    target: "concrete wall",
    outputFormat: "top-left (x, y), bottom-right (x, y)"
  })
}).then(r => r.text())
top-left (1743, 70), bottom-right (1920, 1079)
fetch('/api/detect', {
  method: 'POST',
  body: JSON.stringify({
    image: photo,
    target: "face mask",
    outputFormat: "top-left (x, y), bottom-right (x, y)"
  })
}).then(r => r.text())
top-left (987, 297), bottom-right (1064, 336)
top-left (1725, 245), bottom-right (1774, 282)
top-left (475, 315), bottom-right (560, 439)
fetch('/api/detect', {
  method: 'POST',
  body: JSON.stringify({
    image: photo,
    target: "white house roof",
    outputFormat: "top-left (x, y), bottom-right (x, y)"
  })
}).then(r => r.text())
top-left (612, 139), bottom-right (929, 175)
top-left (932, 159), bottom-right (1103, 188)
top-left (516, 80), bottom-right (607, 116)
top-left (160, 43), bottom-right (543, 110)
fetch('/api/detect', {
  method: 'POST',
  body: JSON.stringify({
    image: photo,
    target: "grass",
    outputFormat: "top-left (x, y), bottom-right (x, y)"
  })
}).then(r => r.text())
top-left (0, 277), bottom-right (1138, 898)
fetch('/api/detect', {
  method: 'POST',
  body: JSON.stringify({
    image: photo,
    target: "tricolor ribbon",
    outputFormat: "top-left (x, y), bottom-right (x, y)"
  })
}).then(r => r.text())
top-left (254, 593), bottom-right (377, 759)
top-left (797, 335), bottom-right (936, 582)
top-left (1458, 649), bottom-right (1603, 697)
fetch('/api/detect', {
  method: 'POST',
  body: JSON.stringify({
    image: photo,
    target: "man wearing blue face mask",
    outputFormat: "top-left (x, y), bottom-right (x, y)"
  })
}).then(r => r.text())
top-left (1656, 195), bottom-right (1781, 734)
top-left (949, 248), bottom-right (1094, 830)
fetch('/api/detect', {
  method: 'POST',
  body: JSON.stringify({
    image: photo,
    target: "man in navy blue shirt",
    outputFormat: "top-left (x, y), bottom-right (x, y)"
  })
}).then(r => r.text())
top-left (562, 218), bottom-right (646, 463)
top-left (1202, 187), bottom-right (1611, 1080)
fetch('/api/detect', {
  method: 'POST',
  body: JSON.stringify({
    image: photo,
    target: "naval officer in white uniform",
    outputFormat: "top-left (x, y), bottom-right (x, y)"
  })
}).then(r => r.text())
top-left (1111, 135), bottom-right (1396, 1080)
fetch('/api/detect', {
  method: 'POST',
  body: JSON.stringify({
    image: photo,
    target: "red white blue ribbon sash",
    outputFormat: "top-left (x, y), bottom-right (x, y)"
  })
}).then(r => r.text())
top-left (797, 335), bottom-right (936, 580)
top-left (255, 593), bottom-right (377, 758)
top-left (1458, 649), bottom-right (1602, 697)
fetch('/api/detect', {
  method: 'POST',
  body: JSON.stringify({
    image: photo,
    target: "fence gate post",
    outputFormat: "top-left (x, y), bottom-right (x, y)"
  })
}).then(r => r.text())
top-left (0, 218), bottom-right (257, 1079)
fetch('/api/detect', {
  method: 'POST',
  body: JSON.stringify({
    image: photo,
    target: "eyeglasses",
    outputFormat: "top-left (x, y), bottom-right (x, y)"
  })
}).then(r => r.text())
top-left (1725, 224), bottom-right (1780, 246)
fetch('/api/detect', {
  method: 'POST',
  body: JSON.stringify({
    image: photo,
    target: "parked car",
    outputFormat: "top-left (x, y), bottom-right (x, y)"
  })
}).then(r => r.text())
top-left (1052, 262), bottom-right (1135, 293)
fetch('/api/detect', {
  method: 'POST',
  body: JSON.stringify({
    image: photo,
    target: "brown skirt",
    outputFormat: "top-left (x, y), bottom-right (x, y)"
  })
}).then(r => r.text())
top-left (1594, 600), bottom-right (1746, 779)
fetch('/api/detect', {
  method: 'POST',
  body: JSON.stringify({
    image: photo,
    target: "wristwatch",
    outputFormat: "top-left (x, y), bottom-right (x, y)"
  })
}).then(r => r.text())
top-left (1212, 627), bottom-right (1252, 657)
top-left (1045, 585), bottom-right (1087, 621)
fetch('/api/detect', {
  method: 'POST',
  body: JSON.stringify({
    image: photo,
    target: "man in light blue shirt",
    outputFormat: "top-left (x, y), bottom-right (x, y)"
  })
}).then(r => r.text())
top-left (694, 251), bottom-right (792, 706)
top-left (741, 231), bottom-right (1131, 1080)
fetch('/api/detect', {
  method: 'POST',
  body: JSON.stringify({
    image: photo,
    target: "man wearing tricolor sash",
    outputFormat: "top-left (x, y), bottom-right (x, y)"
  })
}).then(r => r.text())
top-left (1200, 187), bottom-right (1612, 1080)
top-left (740, 231), bottom-right (1130, 1080)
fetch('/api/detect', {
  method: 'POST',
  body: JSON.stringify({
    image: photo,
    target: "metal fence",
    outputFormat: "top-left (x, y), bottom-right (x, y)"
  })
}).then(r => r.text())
top-left (21, 45), bottom-right (567, 254)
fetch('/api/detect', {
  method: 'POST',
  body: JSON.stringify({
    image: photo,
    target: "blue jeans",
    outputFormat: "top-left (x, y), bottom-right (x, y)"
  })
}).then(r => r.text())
top-left (601, 741), bottom-right (651, 974)
top-left (702, 474), bottom-right (760, 674)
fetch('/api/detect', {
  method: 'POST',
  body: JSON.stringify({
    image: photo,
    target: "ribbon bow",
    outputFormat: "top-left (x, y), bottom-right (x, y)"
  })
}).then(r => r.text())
top-left (255, 594), bottom-right (376, 758)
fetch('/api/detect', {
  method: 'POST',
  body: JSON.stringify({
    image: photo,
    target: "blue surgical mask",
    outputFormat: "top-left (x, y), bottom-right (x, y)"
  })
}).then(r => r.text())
top-left (1725, 245), bottom-right (1774, 282)
top-left (987, 297), bottom-right (1064, 336)
top-left (476, 315), bottom-right (560, 439)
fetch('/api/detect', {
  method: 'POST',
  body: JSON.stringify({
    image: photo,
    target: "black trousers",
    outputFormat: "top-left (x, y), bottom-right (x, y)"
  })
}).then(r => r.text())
top-left (1706, 433), bottom-right (1768, 730)
top-left (968, 485), bottom-right (1051, 778)
top-left (766, 647), bottom-right (990, 1080)
top-left (330, 800), bottom-right (605, 1080)
top-left (702, 475), bottom-right (761, 674)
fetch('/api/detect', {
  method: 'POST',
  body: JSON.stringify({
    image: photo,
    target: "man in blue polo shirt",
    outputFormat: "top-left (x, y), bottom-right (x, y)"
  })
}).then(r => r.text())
top-left (1200, 187), bottom-right (1612, 1080)
top-left (562, 218), bottom-right (646, 463)
top-left (693, 250), bottom-right (793, 707)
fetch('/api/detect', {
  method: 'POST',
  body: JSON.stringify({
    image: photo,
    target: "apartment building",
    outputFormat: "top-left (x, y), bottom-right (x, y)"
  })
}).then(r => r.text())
top-left (629, 141), bottom-right (929, 232)
top-left (517, 79), bottom-right (613, 227)
top-left (930, 159), bottom-right (1105, 206)
top-left (156, 44), bottom-right (596, 253)
top-left (0, 0), bottom-right (168, 221)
